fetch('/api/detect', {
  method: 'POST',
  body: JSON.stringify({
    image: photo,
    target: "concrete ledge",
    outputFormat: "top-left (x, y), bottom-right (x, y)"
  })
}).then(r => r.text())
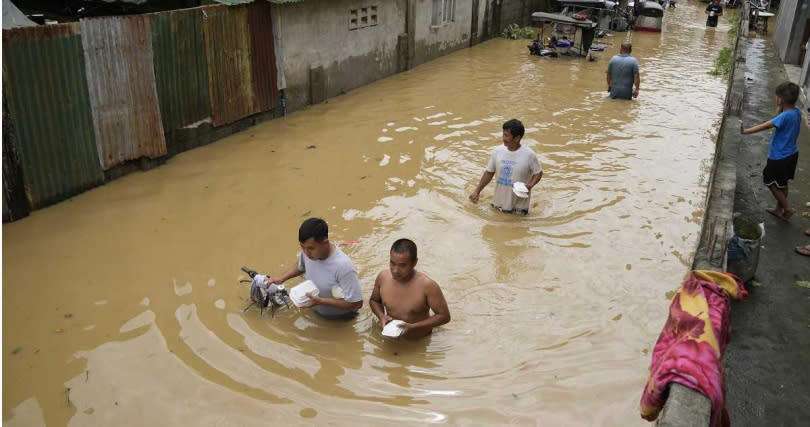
top-left (657, 384), bottom-right (712, 427)
top-left (656, 5), bottom-right (750, 426)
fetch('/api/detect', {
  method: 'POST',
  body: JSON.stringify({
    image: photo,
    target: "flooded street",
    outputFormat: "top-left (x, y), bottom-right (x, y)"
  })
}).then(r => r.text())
top-left (3, 3), bottom-right (732, 425)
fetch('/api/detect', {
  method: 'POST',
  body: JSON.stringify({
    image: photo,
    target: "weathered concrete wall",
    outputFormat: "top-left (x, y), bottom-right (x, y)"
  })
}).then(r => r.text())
top-left (488, 0), bottom-right (551, 37)
top-left (411, 0), bottom-right (473, 66)
top-left (772, 0), bottom-right (810, 65)
top-left (499, 0), bottom-right (529, 31)
top-left (474, 0), bottom-right (489, 45)
top-left (278, 0), bottom-right (406, 109)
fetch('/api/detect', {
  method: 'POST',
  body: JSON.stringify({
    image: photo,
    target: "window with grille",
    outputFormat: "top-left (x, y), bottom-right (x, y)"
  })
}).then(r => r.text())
top-left (349, 5), bottom-right (379, 30)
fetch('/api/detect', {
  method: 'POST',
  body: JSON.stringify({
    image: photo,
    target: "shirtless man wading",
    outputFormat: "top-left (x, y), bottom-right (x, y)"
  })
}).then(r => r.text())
top-left (369, 239), bottom-right (451, 340)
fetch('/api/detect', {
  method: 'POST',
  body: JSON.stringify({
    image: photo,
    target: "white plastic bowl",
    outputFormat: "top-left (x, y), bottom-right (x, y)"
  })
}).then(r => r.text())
top-left (513, 182), bottom-right (529, 198)
top-left (382, 320), bottom-right (406, 338)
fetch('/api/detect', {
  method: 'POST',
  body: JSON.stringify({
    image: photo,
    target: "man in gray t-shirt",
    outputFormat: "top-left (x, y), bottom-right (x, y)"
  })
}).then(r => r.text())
top-left (268, 218), bottom-right (363, 320)
top-left (606, 43), bottom-right (640, 100)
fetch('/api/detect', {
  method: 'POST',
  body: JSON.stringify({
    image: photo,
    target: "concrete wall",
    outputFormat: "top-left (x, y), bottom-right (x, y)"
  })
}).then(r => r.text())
top-left (773, 0), bottom-right (810, 65)
top-left (277, 0), bottom-right (407, 109)
top-left (276, 0), bottom-right (554, 110)
top-left (499, 0), bottom-right (529, 31)
top-left (411, 0), bottom-right (474, 66)
top-left (488, 0), bottom-right (551, 36)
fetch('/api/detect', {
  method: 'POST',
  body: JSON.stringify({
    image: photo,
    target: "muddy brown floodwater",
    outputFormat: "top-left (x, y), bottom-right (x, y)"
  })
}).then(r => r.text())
top-left (3, 4), bottom-right (731, 426)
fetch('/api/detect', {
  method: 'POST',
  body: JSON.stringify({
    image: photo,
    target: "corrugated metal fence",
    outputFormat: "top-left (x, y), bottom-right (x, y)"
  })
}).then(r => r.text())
top-left (204, 4), bottom-right (258, 126)
top-left (151, 8), bottom-right (211, 134)
top-left (2, 4), bottom-right (278, 221)
top-left (2, 24), bottom-right (104, 210)
top-left (248, 0), bottom-right (279, 112)
top-left (81, 15), bottom-right (168, 170)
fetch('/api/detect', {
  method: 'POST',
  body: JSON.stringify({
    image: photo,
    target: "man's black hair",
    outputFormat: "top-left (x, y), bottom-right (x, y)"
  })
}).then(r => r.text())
top-left (299, 217), bottom-right (328, 243)
top-left (502, 119), bottom-right (525, 139)
top-left (391, 238), bottom-right (418, 262)
top-left (775, 82), bottom-right (799, 105)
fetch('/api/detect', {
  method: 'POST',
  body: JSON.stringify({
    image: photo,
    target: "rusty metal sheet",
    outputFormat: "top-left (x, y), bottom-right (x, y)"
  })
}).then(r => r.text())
top-left (2, 23), bottom-right (105, 209)
top-left (247, 0), bottom-right (279, 112)
top-left (203, 4), bottom-right (257, 126)
top-left (151, 8), bottom-right (211, 133)
top-left (81, 15), bottom-right (167, 170)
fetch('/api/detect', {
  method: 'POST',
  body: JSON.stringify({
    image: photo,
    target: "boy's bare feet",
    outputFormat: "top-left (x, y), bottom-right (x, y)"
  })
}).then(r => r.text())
top-left (766, 207), bottom-right (785, 220)
top-left (782, 208), bottom-right (797, 220)
top-left (796, 245), bottom-right (810, 257)
top-left (805, 229), bottom-right (810, 237)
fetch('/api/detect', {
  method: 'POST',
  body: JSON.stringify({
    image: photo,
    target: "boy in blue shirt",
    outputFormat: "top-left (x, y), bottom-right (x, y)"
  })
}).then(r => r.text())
top-left (741, 82), bottom-right (802, 220)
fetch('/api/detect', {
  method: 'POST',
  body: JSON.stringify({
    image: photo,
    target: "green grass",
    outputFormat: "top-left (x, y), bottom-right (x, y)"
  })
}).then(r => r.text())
top-left (709, 47), bottom-right (732, 77)
top-left (728, 8), bottom-right (740, 39)
top-left (708, 9), bottom-right (740, 77)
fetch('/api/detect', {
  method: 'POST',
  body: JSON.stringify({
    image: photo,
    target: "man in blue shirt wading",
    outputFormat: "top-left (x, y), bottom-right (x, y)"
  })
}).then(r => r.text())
top-left (741, 82), bottom-right (802, 221)
top-left (606, 43), bottom-right (640, 100)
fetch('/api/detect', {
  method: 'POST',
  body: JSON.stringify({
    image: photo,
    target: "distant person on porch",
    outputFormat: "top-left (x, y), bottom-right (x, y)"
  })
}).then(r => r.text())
top-left (705, 0), bottom-right (723, 28)
top-left (606, 43), bottom-right (640, 100)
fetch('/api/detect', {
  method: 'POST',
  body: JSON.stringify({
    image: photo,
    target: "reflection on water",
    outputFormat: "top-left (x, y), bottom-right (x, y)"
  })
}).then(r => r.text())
top-left (3, 3), bottom-right (730, 425)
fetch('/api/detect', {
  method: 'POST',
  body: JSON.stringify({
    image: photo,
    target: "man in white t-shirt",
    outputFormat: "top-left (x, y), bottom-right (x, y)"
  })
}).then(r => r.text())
top-left (268, 218), bottom-right (363, 320)
top-left (469, 119), bottom-right (543, 215)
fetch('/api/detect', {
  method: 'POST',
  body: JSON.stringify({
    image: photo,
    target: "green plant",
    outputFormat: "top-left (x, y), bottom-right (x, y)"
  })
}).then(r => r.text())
top-left (708, 47), bottom-right (732, 77)
top-left (728, 8), bottom-right (739, 38)
top-left (708, 7), bottom-right (740, 78)
top-left (501, 24), bottom-right (535, 40)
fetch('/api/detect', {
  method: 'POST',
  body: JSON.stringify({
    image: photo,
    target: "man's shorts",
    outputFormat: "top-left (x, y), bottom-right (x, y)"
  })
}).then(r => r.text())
top-left (491, 203), bottom-right (529, 216)
top-left (763, 152), bottom-right (799, 188)
top-left (313, 304), bottom-right (359, 320)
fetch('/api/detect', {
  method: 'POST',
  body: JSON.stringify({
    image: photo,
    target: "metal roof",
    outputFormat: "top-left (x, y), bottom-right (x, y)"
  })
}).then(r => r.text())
top-left (214, 0), bottom-right (305, 4)
top-left (213, 0), bottom-right (255, 4)
top-left (531, 12), bottom-right (597, 28)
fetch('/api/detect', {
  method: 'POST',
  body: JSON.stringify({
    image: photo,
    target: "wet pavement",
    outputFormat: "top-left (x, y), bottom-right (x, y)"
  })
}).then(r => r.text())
top-left (3, 3), bottom-right (733, 426)
top-left (725, 36), bottom-right (810, 426)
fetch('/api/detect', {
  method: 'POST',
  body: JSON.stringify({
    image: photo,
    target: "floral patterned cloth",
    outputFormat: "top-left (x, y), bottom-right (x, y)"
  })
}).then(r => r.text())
top-left (640, 270), bottom-right (747, 427)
